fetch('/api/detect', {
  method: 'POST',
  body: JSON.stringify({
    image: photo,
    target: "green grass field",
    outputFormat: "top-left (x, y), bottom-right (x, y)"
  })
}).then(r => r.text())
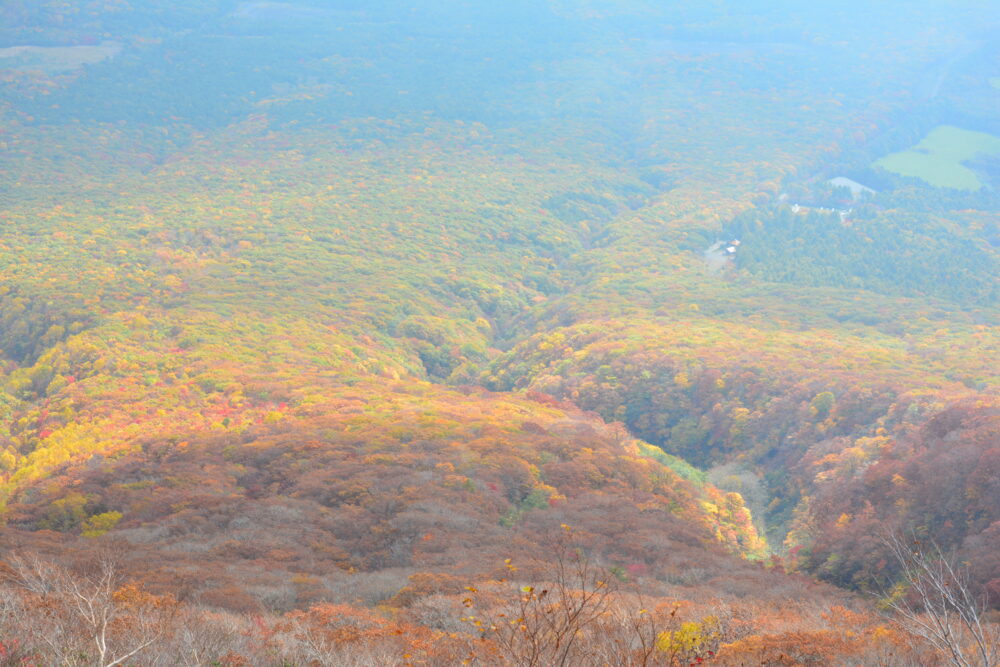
top-left (873, 124), bottom-right (1000, 190)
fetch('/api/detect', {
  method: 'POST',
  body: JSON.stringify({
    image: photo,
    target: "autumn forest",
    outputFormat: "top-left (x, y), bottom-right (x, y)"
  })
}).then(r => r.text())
top-left (0, 1), bottom-right (998, 665)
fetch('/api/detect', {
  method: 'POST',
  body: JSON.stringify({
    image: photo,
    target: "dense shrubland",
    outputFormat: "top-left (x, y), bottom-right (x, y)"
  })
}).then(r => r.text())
top-left (0, 536), bottom-right (974, 666)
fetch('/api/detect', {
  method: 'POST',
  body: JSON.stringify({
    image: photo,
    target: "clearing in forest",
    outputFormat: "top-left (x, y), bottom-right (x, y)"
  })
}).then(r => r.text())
top-left (873, 124), bottom-right (1000, 190)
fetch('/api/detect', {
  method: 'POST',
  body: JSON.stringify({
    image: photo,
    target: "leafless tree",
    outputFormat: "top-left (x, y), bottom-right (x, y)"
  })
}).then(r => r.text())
top-left (585, 596), bottom-right (674, 667)
top-left (467, 527), bottom-right (619, 667)
top-left (5, 552), bottom-right (172, 667)
top-left (883, 532), bottom-right (999, 667)
top-left (155, 608), bottom-right (247, 666)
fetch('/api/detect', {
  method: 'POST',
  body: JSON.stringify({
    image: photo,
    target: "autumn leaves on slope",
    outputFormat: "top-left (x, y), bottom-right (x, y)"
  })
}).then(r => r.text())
top-left (1, 117), bottom-right (997, 610)
top-left (5, 377), bottom-right (764, 609)
top-left (485, 319), bottom-right (1000, 600)
top-left (0, 95), bottom-right (996, 622)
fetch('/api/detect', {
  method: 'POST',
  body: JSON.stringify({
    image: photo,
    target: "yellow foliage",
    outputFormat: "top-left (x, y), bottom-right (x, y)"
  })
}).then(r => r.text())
top-left (82, 510), bottom-right (123, 538)
top-left (0, 449), bottom-right (16, 471)
top-left (657, 616), bottom-right (720, 656)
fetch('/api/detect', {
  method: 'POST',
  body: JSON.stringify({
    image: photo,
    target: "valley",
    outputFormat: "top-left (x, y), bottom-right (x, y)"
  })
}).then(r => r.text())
top-left (0, 1), bottom-right (998, 664)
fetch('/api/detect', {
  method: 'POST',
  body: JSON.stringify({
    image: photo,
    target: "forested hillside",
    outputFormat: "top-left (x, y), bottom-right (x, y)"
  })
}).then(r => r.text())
top-left (0, 0), bottom-right (998, 664)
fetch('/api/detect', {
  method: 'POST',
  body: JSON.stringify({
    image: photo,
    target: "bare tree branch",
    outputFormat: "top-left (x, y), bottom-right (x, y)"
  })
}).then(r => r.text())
top-left (882, 531), bottom-right (999, 667)
top-left (5, 552), bottom-right (171, 667)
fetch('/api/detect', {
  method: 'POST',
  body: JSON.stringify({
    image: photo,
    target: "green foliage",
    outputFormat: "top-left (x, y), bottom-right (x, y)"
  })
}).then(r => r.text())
top-left (499, 487), bottom-right (552, 527)
top-left (636, 442), bottom-right (706, 486)
top-left (810, 392), bottom-right (836, 421)
top-left (724, 204), bottom-right (998, 306)
top-left (39, 492), bottom-right (92, 532)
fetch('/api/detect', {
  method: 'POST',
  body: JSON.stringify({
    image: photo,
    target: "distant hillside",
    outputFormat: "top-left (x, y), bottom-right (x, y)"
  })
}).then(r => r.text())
top-left (0, 1), bottom-right (998, 663)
